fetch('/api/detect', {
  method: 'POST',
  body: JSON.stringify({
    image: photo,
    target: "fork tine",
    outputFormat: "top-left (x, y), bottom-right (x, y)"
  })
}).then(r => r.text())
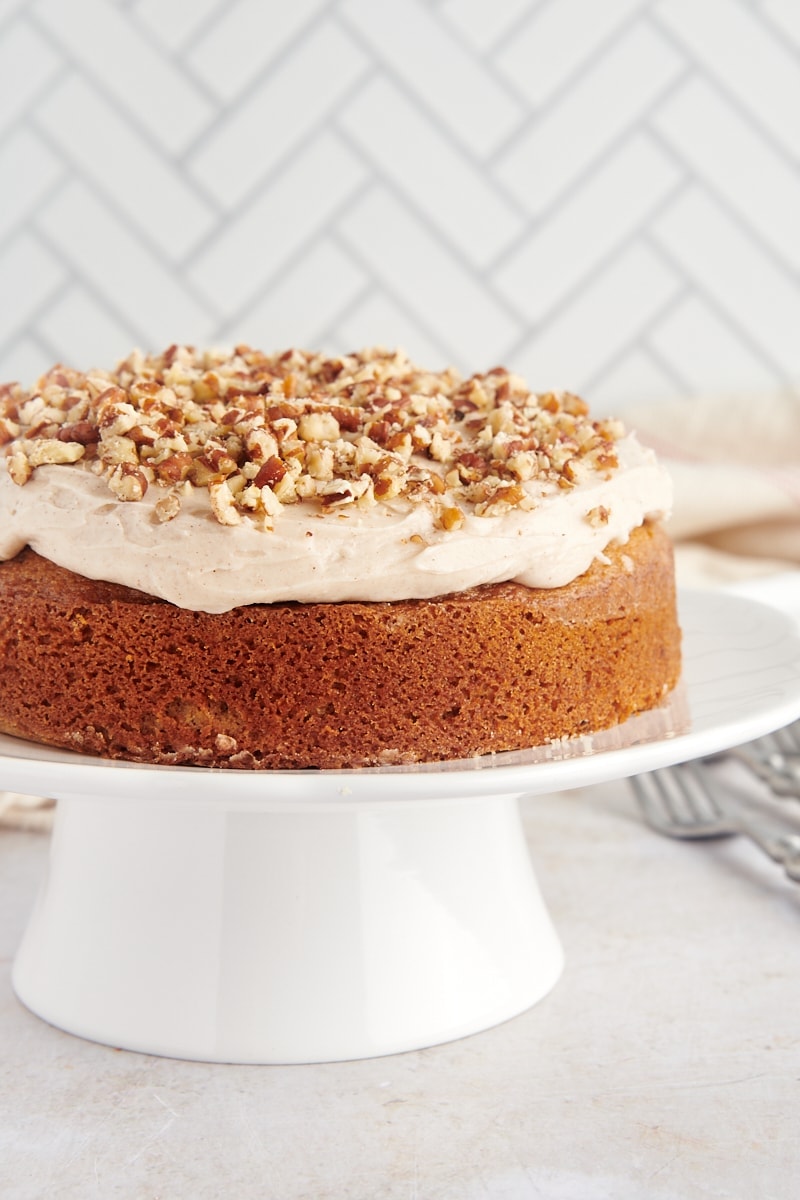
top-left (686, 761), bottom-right (726, 822)
top-left (633, 761), bottom-right (800, 880)
top-left (713, 720), bottom-right (800, 798)
top-left (650, 765), bottom-right (681, 821)
top-left (633, 764), bottom-right (732, 838)
top-left (663, 761), bottom-right (719, 826)
top-left (771, 720), bottom-right (800, 757)
top-left (656, 764), bottom-right (696, 825)
top-left (754, 731), bottom-right (782, 755)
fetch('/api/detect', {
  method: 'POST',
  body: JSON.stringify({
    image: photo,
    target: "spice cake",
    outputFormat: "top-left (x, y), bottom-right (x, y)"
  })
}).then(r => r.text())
top-left (0, 345), bottom-right (681, 768)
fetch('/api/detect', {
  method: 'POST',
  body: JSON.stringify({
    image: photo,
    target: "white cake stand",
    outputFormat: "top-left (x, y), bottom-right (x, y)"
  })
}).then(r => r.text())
top-left (4, 591), bottom-right (800, 1064)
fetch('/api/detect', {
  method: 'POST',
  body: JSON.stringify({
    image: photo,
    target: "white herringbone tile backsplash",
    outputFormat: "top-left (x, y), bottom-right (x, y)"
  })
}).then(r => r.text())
top-left (3, 0), bottom-right (800, 412)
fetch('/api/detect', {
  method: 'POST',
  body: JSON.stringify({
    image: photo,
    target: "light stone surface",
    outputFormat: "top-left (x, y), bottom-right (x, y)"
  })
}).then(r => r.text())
top-left (2, 780), bottom-right (799, 1199)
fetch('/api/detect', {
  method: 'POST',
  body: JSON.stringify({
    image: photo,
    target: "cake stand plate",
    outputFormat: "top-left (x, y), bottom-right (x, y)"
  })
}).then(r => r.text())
top-left (4, 591), bottom-right (800, 1064)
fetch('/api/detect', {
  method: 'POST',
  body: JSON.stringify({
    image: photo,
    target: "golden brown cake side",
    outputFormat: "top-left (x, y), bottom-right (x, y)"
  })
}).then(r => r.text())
top-left (0, 522), bottom-right (680, 769)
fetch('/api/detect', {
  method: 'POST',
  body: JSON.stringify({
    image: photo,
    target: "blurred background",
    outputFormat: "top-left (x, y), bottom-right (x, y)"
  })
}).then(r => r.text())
top-left (2, 0), bottom-right (800, 578)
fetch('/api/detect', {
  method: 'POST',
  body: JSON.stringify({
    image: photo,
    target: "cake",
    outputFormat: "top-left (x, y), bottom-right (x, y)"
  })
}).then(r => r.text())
top-left (0, 345), bottom-right (681, 769)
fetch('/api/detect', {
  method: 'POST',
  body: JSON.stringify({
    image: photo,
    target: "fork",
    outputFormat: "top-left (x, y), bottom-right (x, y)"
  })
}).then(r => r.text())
top-left (721, 719), bottom-right (800, 797)
top-left (631, 760), bottom-right (800, 883)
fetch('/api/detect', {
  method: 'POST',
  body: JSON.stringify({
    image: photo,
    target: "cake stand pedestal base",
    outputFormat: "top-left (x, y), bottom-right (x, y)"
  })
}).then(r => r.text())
top-left (12, 789), bottom-right (563, 1063)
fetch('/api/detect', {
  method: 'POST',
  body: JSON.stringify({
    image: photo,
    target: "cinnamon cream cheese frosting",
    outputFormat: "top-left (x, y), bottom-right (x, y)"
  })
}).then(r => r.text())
top-left (0, 345), bottom-right (671, 612)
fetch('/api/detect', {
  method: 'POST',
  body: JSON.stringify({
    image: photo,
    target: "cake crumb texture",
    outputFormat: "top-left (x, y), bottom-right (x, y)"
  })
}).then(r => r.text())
top-left (0, 522), bottom-right (680, 769)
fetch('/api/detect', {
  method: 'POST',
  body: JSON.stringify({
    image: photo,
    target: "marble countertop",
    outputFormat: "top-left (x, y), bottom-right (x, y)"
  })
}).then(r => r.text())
top-left (3, 778), bottom-right (799, 1200)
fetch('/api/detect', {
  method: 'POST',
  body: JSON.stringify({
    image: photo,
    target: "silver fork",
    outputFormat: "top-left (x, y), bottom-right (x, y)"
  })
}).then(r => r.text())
top-left (631, 760), bottom-right (800, 883)
top-left (721, 719), bottom-right (800, 797)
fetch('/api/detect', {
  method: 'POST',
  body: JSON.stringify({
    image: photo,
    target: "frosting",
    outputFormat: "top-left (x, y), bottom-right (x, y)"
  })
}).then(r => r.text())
top-left (0, 346), bottom-right (672, 611)
top-left (0, 434), bottom-right (671, 611)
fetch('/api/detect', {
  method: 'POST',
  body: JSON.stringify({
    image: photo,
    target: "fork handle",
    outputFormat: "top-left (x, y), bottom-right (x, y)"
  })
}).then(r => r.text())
top-left (736, 820), bottom-right (800, 882)
top-left (728, 748), bottom-right (800, 799)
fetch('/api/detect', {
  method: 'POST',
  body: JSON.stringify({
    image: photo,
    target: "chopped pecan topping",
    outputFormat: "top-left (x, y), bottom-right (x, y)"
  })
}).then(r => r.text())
top-left (1, 345), bottom-right (627, 528)
top-left (26, 438), bottom-right (85, 467)
top-left (585, 505), bottom-right (611, 527)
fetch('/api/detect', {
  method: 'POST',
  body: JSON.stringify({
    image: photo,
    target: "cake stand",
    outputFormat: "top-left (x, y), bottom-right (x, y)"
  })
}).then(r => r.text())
top-left (4, 591), bottom-right (800, 1064)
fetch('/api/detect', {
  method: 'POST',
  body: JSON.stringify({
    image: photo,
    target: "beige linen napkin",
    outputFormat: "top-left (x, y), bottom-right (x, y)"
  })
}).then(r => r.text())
top-left (622, 392), bottom-right (800, 589)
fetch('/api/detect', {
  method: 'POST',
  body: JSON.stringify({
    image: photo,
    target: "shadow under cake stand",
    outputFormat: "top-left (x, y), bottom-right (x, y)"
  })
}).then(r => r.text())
top-left (4, 591), bottom-right (800, 1064)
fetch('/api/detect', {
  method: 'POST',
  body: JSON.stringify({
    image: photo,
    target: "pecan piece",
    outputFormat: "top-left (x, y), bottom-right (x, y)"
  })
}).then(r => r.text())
top-left (253, 455), bottom-right (287, 489)
top-left (107, 462), bottom-right (148, 501)
top-left (57, 421), bottom-right (97, 445)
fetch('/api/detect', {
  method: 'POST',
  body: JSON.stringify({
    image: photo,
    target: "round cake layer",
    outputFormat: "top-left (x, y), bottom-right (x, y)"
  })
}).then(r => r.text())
top-left (0, 523), bottom-right (680, 769)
